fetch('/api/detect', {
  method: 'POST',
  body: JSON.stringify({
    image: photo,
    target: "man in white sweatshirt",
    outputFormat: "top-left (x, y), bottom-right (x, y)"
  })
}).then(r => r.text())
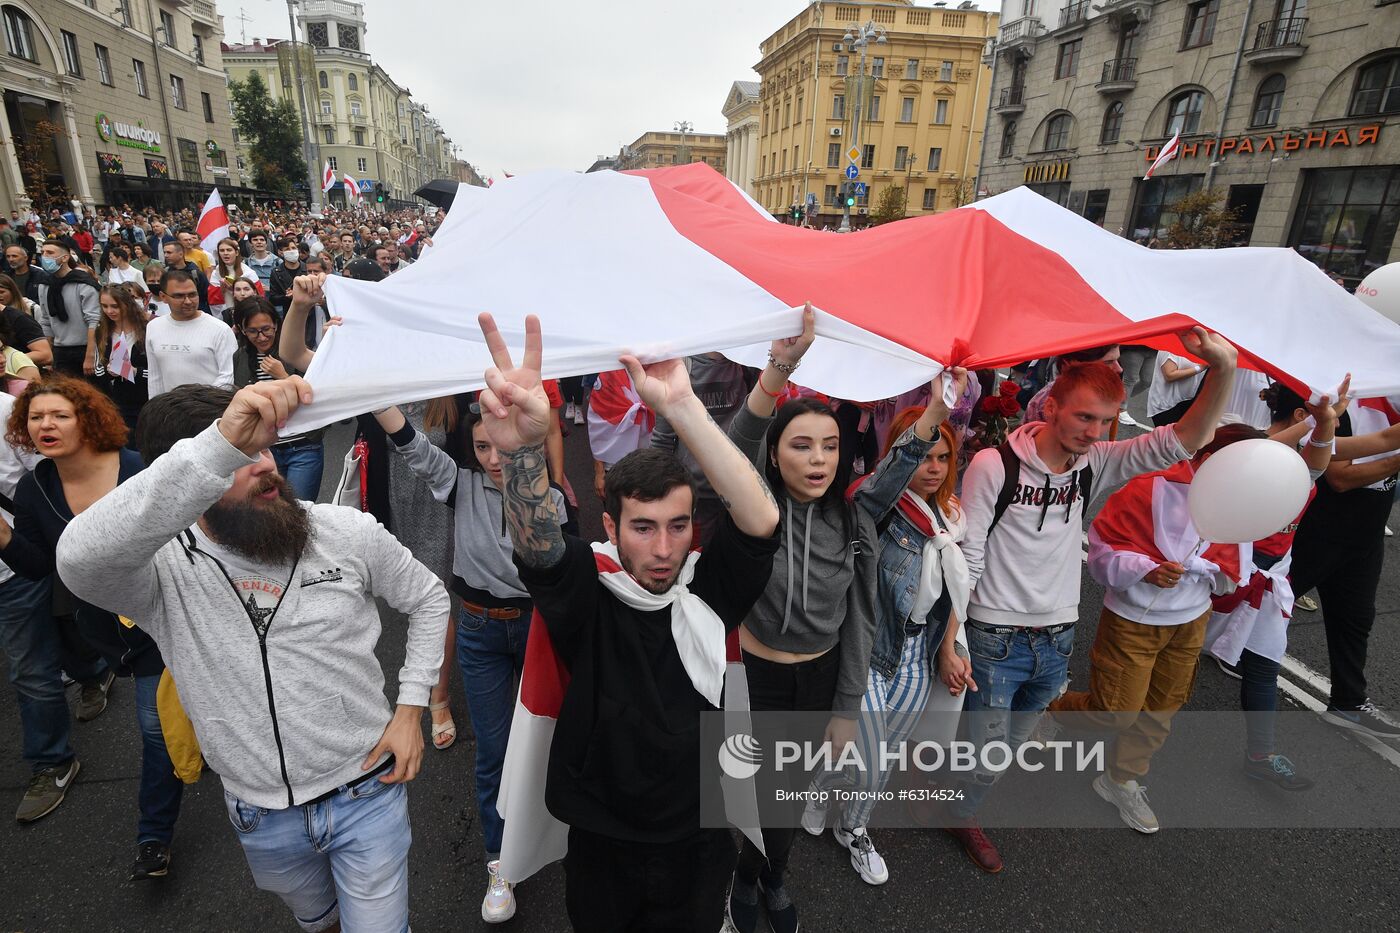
top-left (944, 328), bottom-right (1237, 872)
top-left (56, 379), bottom-right (449, 932)
top-left (144, 269), bottom-right (235, 397)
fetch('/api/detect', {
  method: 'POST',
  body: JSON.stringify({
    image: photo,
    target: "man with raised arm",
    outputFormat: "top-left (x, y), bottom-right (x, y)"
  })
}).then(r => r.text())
top-left (476, 313), bottom-right (780, 933)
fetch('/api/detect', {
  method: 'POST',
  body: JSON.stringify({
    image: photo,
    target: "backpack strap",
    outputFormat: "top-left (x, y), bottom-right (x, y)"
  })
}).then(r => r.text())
top-left (988, 441), bottom-right (1021, 535)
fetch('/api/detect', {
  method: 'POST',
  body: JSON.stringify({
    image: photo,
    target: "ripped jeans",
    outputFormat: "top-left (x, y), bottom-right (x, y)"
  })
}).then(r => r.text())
top-left (949, 620), bottom-right (1073, 820)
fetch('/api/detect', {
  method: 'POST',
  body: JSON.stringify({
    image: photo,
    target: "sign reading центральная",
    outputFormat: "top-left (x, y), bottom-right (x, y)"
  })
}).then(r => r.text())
top-left (1144, 124), bottom-right (1383, 163)
top-left (95, 113), bottom-right (161, 153)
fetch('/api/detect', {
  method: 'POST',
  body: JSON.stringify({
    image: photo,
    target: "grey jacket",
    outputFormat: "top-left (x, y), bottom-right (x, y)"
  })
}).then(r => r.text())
top-left (35, 275), bottom-right (100, 348)
top-left (56, 424), bottom-right (450, 809)
top-left (728, 404), bottom-right (878, 711)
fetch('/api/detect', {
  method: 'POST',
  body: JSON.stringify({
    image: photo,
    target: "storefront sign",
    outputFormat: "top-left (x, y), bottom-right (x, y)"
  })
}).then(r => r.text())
top-left (1145, 124), bottom-right (1382, 163)
top-left (97, 152), bottom-right (124, 176)
top-left (96, 113), bottom-right (162, 153)
top-left (145, 157), bottom-right (169, 179)
top-left (1024, 160), bottom-right (1071, 184)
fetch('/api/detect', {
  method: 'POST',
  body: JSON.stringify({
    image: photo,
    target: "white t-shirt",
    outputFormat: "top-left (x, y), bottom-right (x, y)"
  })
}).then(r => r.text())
top-left (1221, 368), bottom-right (1271, 429)
top-left (1147, 352), bottom-right (1205, 417)
top-left (145, 313), bottom-right (237, 397)
top-left (189, 523), bottom-right (295, 635)
top-left (106, 264), bottom-right (145, 291)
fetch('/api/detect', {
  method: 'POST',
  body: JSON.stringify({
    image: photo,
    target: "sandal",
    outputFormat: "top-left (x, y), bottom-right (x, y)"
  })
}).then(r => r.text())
top-left (429, 700), bottom-right (457, 750)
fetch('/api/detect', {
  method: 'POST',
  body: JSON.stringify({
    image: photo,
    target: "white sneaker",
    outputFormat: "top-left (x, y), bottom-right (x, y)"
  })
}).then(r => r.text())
top-left (482, 860), bottom-right (516, 923)
top-left (1386, 525), bottom-right (1394, 537)
top-left (800, 786), bottom-right (828, 836)
top-left (1093, 773), bottom-right (1159, 834)
top-left (1117, 410), bottom-right (1138, 427)
top-left (834, 825), bottom-right (889, 885)
top-left (573, 409), bottom-right (585, 426)
top-left (564, 402), bottom-right (576, 420)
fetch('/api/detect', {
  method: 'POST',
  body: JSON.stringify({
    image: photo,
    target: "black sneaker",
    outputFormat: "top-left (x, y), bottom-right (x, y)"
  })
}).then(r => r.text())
top-left (1244, 754), bottom-right (1314, 791)
top-left (760, 882), bottom-right (800, 933)
top-left (1214, 656), bottom-right (1242, 681)
top-left (130, 841), bottom-right (171, 881)
top-left (76, 670), bottom-right (116, 722)
top-left (725, 875), bottom-right (759, 933)
top-left (1322, 702), bottom-right (1400, 739)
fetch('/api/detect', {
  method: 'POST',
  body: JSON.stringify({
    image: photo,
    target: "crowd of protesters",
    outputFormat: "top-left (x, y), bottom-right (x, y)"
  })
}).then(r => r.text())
top-left (1, 194), bottom-right (1397, 933)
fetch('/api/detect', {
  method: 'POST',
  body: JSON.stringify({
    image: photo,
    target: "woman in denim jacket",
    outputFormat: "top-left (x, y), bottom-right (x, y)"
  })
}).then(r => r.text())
top-left (804, 369), bottom-right (973, 887)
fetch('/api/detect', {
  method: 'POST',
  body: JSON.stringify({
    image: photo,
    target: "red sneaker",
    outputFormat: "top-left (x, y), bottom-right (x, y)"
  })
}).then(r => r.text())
top-left (945, 822), bottom-right (1004, 874)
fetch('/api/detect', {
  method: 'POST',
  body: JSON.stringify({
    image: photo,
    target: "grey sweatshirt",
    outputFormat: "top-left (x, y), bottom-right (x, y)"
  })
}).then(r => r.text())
top-left (35, 274), bottom-right (100, 348)
top-left (56, 424), bottom-right (450, 809)
top-left (728, 404), bottom-right (878, 711)
top-left (388, 425), bottom-right (565, 601)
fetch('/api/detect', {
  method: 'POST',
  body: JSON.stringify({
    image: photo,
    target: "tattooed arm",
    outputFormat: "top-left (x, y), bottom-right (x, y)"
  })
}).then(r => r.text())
top-left (499, 442), bottom-right (566, 568)
top-left (622, 354), bottom-right (780, 539)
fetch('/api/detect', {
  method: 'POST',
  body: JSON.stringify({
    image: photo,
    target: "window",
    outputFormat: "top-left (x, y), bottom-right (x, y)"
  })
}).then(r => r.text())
top-left (901, 97), bottom-right (915, 122)
top-left (1350, 56), bottom-right (1400, 117)
top-left (1132, 174), bottom-right (1201, 239)
top-left (61, 31), bottom-right (82, 77)
top-left (170, 74), bottom-right (186, 109)
top-left (940, 60), bottom-right (954, 81)
top-left (827, 142), bottom-right (840, 167)
top-left (832, 95), bottom-right (845, 120)
top-left (783, 101), bottom-right (790, 126)
top-left (794, 145), bottom-right (800, 169)
top-left (357, 157), bottom-right (367, 172)
top-left (1165, 90), bottom-right (1204, 136)
top-left (923, 188), bottom-right (937, 210)
top-left (904, 58), bottom-right (919, 80)
top-left (95, 44), bottom-right (112, 85)
top-left (348, 73), bottom-right (358, 91)
top-left (177, 137), bottom-right (201, 180)
top-left (320, 98), bottom-right (332, 115)
top-left (1101, 100), bottom-right (1124, 144)
top-left (133, 59), bottom-right (147, 96)
top-left (1000, 120), bottom-right (1016, 158)
top-left (323, 127), bottom-right (334, 144)
top-left (350, 100), bottom-right (362, 117)
top-left (210, 149), bottom-right (227, 169)
top-left (201, 91), bottom-right (213, 122)
top-left (869, 95), bottom-right (880, 121)
top-left (781, 150), bottom-right (787, 172)
top-left (1182, 0), bottom-right (1219, 49)
top-left (760, 155), bottom-right (766, 176)
top-left (327, 156), bottom-right (338, 171)
top-left (934, 99), bottom-right (949, 124)
top-left (824, 183), bottom-right (838, 206)
top-left (160, 10), bottom-right (175, 47)
top-left (192, 33), bottom-right (204, 65)
top-left (861, 144), bottom-right (875, 169)
top-left (319, 71), bottom-right (329, 89)
top-left (117, 0), bottom-right (131, 26)
top-left (927, 147), bottom-right (942, 171)
top-left (836, 54), bottom-right (849, 76)
top-left (1044, 113), bottom-right (1071, 150)
top-left (895, 145), bottom-right (909, 170)
top-left (1251, 74), bottom-right (1285, 127)
top-left (354, 129), bottom-right (365, 146)
top-left (1082, 189), bottom-right (1111, 226)
top-left (3, 7), bottom-right (33, 61)
top-left (872, 57), bottom-right (884, 78)
top-left (1290, 166), bottom-right (1400, 284)
top-left (1055, 39), bottom-right (1081, 79)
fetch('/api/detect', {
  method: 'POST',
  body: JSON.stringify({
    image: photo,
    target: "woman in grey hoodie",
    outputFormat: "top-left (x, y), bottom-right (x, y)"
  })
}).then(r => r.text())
top-left (723, 308), bottom-right (879, 933)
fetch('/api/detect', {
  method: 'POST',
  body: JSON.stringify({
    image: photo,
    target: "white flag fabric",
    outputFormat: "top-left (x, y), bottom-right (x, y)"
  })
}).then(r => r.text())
top-left (196, 187), bottom-right (229, 258)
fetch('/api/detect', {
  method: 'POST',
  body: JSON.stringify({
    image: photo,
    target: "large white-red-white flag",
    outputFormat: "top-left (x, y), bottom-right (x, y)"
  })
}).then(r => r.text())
top-left (195, 187), bottom-right (229, 257)
top-left (282, 163), bottom-right (1400, 434)
top-left (322, 161), bottom-right (336, 193)
top-left (1144, 132), bottom-right (1182, 180)
top-left (343, 172), bottom-right (361, 202)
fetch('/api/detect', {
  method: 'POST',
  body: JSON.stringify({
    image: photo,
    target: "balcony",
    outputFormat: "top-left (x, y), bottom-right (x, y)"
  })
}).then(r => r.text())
top-left (999, 17), bottom-right (1046, 52)
top-left (1096, 58), bottom-right (1137, 93)
top-left (1246, 17), bottom-right (1306, 64)
top-left (189, 0), bottom-right (219, 26)
top-left (1058, 1), bottom-right (1090, 30)
top-left (994, 85), bottom-right (1026, 114)
top-left (315, 111), bottom-right (336, 124)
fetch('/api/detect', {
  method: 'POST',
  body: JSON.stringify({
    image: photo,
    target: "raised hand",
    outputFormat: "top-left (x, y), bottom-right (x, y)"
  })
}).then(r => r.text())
top-left (291, 272), bottom-right (326, 307)
top-left (921, 365), bottom-right (969, 430)
top-left (619, 354), bottom-right (697, 420)
top-left (1180, 326), bottom-right (1238, 370)
top-left (478, 313), bottom-right (551, 452)
top-left (218, 376), bottom-right (313, 456)
top-left (770, 302), bottom-right (816, 369)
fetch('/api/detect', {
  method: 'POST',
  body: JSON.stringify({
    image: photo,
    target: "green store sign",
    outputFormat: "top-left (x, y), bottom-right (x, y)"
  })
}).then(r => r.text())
top-left (95, 113), bottom-right (162, 153)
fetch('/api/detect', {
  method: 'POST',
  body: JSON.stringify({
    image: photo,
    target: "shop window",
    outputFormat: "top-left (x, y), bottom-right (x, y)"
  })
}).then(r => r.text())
top-left (1130, 174), bottom-right (1203, 241)
top-left (1290, 166), bottom-right (1400, 285)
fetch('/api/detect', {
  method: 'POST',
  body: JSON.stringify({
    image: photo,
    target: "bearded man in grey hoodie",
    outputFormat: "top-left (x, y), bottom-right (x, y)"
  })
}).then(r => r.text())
top-left (58, 378), bottom-right (449, 933)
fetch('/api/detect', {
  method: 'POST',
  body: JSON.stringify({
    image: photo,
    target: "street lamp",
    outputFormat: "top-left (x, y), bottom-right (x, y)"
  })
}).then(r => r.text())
top-left (675, 120), bottom-right (693, 164)
top-left (838, 20), bottom-right (887, 233)
top-left (285, 0), bottom-right (323, 211)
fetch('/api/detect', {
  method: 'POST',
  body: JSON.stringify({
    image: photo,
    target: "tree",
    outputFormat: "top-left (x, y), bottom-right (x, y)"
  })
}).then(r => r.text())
top-left (870, 185), bottom-right (906, 225)
top-left (1163, 187), bottom-right (1241, 249)
top-left (15, 119), bottom-right (70, 212)
top-left (230, 71), bottom-right (307, 194)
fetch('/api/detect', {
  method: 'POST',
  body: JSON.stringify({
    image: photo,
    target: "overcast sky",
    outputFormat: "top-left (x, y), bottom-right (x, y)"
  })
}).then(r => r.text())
top-left (236, 0), bottom-right (1002, 177)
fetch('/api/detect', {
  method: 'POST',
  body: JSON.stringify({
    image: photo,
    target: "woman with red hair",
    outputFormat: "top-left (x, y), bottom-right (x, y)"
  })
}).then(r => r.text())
top-left (0, 377), bottom-right (184, 881)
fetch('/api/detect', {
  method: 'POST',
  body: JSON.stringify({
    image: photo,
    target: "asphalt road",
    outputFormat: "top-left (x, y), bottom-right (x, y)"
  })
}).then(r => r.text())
top-left (3, 402), bottom-right (1400, 933)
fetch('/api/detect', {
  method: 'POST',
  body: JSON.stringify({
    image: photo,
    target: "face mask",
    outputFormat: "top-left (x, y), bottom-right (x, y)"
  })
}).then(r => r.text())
top-left (282, 250), bottom-right (299, 263)
top-left (40, 256), bottom-right (60, 273)
top-left (150, 300), bottom-right (170, 317)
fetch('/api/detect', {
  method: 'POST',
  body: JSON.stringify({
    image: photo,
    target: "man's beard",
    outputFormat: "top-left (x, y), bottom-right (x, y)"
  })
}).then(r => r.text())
top-left (619, 551), bottom-right (679, 596)
top-left (202, 474), bottom-right (312, 565)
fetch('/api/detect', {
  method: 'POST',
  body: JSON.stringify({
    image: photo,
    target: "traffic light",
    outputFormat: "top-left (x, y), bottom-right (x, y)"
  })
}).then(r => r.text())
top-left (375, 183), bottom-right (386, 204)
top-left (845, 191), bottom-right (856, 208)
top-left (790, 205), bottom-right (802, 221)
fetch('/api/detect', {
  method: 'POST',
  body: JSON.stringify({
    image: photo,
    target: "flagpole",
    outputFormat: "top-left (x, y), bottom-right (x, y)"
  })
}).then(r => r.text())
top-left (286, 0), bottom-right (323, 213)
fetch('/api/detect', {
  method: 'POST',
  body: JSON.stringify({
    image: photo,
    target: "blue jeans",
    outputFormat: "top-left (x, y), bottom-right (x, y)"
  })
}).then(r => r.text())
top-left (274, 441), bottom-right (325, 503)
top-left (951, 622), bottom-right (1074, 820)
top-left (0, 574), bottom-right (73, 772)
top-left (133, 673), bottom-right (184, 844)
top-left (1239, 649), bottom-right (1280, 757)
top-left (224, 779), bottom-right (411, 933)
top-left (455, 602), bottom-right (531, 858)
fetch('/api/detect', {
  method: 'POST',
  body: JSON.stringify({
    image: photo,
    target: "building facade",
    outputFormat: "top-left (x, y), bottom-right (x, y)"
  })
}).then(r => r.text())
top-left (752, 0), bottom-right (997, 227)
top-left (615, 130), bottom-right (727, 172)
top-left (1, 0), bottom-right (240, 212)
top-left (722, 80), bottom-right (761, 195)
top-left (980, 0), bottom-right (1400, 284)
top-left (223, 0), bottom-right (456, 208)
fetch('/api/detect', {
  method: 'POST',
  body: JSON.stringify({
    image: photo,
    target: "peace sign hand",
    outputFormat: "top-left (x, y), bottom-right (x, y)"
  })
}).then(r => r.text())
top-left (477, 313), bottom-right (552, 453)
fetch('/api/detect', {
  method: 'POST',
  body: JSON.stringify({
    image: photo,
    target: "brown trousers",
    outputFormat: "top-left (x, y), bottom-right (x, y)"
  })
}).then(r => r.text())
top-left (1050, 606), bottom-right (1207, 782)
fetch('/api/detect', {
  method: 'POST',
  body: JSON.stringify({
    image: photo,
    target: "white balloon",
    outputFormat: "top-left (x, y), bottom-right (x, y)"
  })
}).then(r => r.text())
top-left (1355, 263), bottom-right (1400, 325)
top-left (1187, 438), bottom-right (1312, 544)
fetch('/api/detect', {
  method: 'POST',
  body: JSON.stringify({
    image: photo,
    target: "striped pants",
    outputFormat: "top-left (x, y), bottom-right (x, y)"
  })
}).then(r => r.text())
top-left (815, 627), bottom-right (932, 830)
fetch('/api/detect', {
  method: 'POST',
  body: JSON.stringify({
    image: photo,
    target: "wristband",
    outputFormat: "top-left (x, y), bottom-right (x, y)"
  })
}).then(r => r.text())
top-left (1308, 437), bottom-right (1336, 451)
top-left (767, 355), bottom-right (799, 374)
top-left (757, 377), bottom-right (786, 399)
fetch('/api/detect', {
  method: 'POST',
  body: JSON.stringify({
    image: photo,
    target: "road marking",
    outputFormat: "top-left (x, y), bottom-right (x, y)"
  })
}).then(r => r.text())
top-left (1279, 654), bottom-right (1334, 700)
